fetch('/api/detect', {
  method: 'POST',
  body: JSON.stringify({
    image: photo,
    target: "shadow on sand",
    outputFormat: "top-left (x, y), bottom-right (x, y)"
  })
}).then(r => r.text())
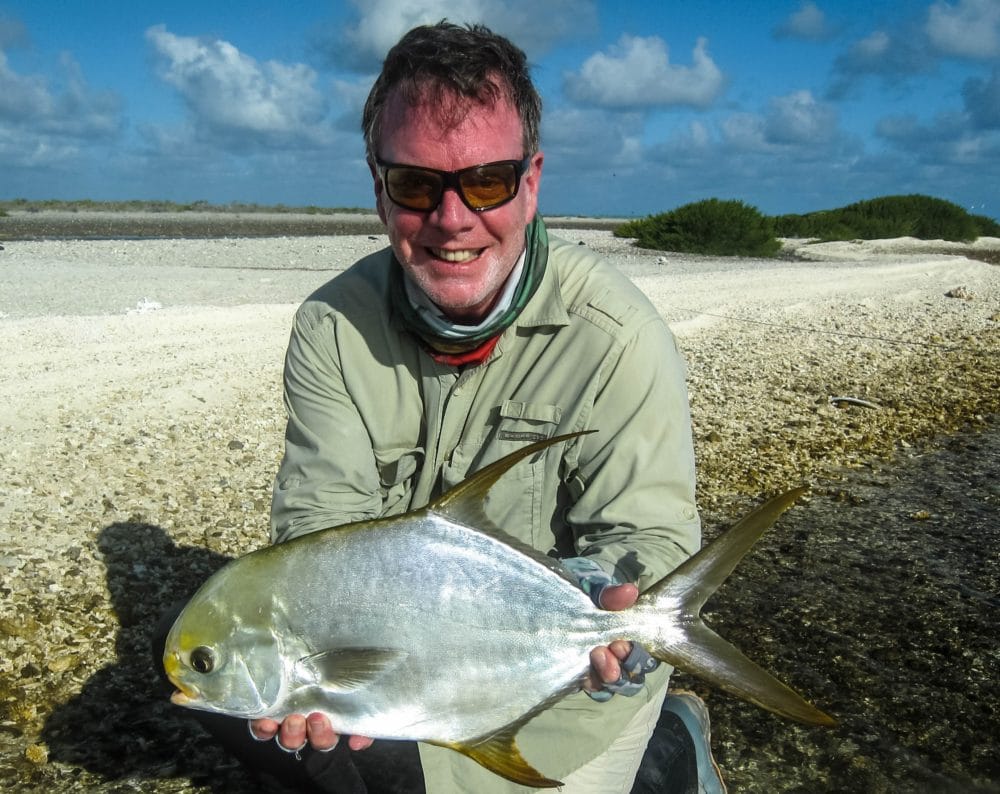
top-left (39, 521), bottom-right (271, 792)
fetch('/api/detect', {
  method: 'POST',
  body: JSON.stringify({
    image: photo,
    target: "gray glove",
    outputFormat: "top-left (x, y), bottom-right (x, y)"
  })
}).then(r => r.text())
top-left (562, 556), bottom-right (617, 608)
top-left (562, 556), bottom-right (660, 700)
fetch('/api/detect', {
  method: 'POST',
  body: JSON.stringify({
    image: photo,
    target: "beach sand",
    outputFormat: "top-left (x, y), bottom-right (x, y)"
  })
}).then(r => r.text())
top-left (1, 219), bottom-right (998, 791)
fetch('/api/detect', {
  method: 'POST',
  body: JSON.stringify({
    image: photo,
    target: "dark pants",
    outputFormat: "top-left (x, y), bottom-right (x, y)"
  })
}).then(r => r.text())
top-left (153, 604), bottom-right (696, 793)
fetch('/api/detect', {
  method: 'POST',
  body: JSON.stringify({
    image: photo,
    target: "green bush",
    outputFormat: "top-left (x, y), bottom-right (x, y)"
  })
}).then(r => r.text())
top-left (971, 213), bottom-right (1000, 237)
top-left (615, 199), bottom-right (781, 257)
top-left (775, 194), bottom-right (984, 242)
top-left (773, 210), bottom-right (856, 240)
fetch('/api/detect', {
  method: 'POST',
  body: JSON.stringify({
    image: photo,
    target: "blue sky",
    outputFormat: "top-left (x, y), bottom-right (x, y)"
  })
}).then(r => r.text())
top-left (1, 0), bottom-right (998, 217)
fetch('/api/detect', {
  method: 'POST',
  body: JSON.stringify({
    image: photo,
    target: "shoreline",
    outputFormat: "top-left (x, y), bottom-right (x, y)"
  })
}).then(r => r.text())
top-left (1, 230), bottom-right (998, 791)
top-left (0, 209), bottom-right (628, 240)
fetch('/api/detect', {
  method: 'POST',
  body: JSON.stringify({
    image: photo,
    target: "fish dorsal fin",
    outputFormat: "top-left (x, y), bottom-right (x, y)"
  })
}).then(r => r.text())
top-left (429, 431), bottom-right (593, 529)
top-left (428, 431), bottom-right (594, 586)
top-left (430, 723), bottom-right (562, 788)
top-left (296, 647), bottom-right (407, 692)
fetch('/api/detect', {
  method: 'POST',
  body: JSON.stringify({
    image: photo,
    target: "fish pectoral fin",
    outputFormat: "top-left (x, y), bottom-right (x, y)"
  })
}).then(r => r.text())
top-left (297, 647), bottom-right (407, 692)
top-left (431, 725), bottom-right (562, 789)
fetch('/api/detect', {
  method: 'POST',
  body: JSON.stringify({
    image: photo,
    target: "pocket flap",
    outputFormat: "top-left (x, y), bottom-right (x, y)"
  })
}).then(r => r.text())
top-left (498, 400), bottom-right (562, 424)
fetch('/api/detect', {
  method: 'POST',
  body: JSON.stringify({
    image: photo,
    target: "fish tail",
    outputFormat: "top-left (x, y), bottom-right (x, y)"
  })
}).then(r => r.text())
top-left (636, 487), bottom-right (837, 727)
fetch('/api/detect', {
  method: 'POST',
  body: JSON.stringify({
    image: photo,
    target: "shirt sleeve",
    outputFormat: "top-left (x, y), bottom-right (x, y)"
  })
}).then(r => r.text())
top-left (269, 308), bottom-right (382, 544)
top-left (566, 316), bottom-right (701, 592)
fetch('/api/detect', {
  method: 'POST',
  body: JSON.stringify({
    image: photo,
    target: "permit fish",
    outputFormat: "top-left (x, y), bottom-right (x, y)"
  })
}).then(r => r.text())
top-left (164, 432), bottom-right (835, 788)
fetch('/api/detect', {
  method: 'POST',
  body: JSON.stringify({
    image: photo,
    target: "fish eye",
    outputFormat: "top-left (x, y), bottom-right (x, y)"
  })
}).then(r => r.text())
top-left (189, 646), bottom-right (216, 674)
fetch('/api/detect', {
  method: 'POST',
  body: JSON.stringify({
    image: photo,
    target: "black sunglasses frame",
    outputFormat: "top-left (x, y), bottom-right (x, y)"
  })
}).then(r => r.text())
top-left (375, 156), bottom-right (532, 213)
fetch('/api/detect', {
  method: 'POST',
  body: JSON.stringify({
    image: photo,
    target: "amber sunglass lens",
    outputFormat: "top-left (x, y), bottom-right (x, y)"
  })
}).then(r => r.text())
top-left (460, 164), bottom-right (517, 209)
top-left (386, 168), bottom-right (442, 210)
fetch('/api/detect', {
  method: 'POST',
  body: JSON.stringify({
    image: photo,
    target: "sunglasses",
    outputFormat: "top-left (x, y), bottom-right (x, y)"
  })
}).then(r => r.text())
top-left (375, 156), bottom-right (531, 213)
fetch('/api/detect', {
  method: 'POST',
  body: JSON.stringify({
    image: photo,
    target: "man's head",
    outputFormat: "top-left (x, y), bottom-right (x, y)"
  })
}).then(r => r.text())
top-left (362, 22), bottom-right (541, 166)
top-left (362, 22), bottom-right (544, 323)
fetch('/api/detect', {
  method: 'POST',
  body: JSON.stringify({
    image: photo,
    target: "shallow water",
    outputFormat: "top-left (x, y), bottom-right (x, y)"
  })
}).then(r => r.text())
top-left (686, 416), bottom-right (1000, 793)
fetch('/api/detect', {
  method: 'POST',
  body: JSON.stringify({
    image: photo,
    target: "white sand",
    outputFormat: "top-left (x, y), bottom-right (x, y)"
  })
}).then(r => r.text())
top-left (2, 231), bottom-right (997, 455)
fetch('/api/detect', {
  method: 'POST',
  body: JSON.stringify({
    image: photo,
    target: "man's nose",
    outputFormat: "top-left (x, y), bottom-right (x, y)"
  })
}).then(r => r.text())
top-left (429, 186), bottom-right (477, 232)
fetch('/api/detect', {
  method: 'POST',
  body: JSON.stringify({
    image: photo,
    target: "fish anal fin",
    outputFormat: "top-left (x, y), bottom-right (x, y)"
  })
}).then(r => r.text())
top-left (296, 647), bottom-right (407, 692)
top-left (431, 724), bottom-right (562, 788)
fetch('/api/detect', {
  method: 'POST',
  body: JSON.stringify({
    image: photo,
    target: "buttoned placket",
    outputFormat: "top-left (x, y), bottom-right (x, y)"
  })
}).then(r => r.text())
top-left (413, 344), bottom-right (503, 506)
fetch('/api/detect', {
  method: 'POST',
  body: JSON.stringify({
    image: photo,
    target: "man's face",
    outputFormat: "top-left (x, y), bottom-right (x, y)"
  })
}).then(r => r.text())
top-left (374, 89), bottom-right (543, 323)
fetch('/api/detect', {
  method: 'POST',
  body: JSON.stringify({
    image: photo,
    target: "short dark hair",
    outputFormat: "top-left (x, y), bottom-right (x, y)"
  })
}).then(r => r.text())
top-left (362, 21), bottom-right (542, 162)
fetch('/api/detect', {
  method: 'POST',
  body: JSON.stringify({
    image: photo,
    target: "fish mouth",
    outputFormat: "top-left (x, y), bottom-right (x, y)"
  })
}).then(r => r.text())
top-left (170, 688), bottom-right (198, 706)
top-left (164, 651), bottom-right (199, 704)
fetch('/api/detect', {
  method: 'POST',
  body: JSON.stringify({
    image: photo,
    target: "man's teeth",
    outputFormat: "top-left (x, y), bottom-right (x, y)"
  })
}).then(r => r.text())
top-left (431, 248), bottom-right (480, 263)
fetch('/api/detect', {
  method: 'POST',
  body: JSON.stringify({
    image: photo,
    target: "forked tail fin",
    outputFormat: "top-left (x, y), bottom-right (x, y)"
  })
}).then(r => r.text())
top-left (638, 487), bottom-right (837, 727)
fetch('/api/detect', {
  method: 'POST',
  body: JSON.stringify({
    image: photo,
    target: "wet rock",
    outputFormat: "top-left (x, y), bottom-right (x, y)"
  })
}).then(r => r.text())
top-left (24, 743), bottom-right (48, 765)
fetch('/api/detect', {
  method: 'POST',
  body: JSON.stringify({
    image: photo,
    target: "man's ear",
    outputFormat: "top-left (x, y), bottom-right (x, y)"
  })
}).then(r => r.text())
top-left (521, 150), bottom-right (544, 222)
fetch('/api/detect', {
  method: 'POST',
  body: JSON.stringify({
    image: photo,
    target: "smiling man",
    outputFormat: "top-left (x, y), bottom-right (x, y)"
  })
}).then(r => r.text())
top-left (174, 21), bottom-right (712, 794)
top-left (374, 97), bottom-right (538, 324)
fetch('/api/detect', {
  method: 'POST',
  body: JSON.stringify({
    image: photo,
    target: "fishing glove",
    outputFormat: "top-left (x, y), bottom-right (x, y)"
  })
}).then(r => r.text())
top-left (562, 556), bottom-right (617, 608)
top-left (562, 556), bottom-right (659, 700)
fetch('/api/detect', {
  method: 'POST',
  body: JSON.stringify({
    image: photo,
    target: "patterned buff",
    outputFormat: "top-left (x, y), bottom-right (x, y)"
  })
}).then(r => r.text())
top-left (389, 215), bottom-right (549, 366)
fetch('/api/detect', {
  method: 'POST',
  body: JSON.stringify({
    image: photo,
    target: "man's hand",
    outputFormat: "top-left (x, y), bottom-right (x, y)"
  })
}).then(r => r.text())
top-left (582, 582), bottom-right (640, 694)
top-left (249, 713), bottom-right (374, 753)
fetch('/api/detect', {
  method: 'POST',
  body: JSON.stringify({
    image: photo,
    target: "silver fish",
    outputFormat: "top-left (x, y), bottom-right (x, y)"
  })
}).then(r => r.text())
top-left (164, 432), bottom-right (834, 788)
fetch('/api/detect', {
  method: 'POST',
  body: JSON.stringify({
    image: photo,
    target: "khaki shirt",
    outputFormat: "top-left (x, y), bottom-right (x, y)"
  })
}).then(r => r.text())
top-left (271, 232), bottom-right (701, 789)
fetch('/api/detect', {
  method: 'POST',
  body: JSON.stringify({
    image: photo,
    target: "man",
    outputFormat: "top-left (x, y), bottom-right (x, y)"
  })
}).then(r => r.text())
top-left (159, 20), bottom-right (716, 793)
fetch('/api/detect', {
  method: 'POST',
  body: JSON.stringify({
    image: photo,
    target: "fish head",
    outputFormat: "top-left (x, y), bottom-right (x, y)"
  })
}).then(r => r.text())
top-left (163, 588), bottom-right (286, 719)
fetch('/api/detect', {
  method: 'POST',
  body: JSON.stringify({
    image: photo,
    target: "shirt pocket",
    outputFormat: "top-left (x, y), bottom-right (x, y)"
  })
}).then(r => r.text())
top-left (495, 400), bottom-right (563, 443)
top-left (442, 401), bottom-right (563, 547)
top-left (373, 446), bottom-right (424, 517)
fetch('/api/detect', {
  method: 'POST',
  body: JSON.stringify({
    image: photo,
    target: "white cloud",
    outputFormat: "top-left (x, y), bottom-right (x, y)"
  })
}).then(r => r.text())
top-left (0, 124), bottom-right (80, 168)
top-left (146, 24), bottom-right (332, 146)
top-left (764, 90), bottom-right (838, 144)
top-left (542, 106), bottom-right (644, 166)
top-left (830, 0), bottom-right (999, 97)
top-left (926, 0), bottom-right (1000, 59)
top-left (853, 30), bottom-right (891, 60)
top-left (564, 35), bottom-right (725, 109)
top-left (334, 0), bottom-right (598, 69)
top-left (720, 112), bottom-right (769, 153)
top-left (648, 120), bottom-right (718, 170)
top-left (774, 2), bottom-right (835, 41)
top-left (0, 50), bottom-right (47, 118)
top-left (0, 49), bottom-right (121, 138)
top-left (828, 26), bottom-right (934, 97)
top-left (876, 108), bottom-right (1000, 167)
top-left (715, 90), bottom-right (842, 154)
top-left (343, 0), bottom-right (481, 64)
